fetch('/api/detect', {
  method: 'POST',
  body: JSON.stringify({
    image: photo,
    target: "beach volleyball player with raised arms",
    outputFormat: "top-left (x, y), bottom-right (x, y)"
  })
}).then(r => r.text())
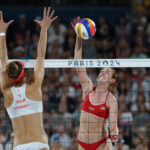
top-left (72, 17), bottom-right (119, 150)
top-left (0, 7), bottom-right (57, 150)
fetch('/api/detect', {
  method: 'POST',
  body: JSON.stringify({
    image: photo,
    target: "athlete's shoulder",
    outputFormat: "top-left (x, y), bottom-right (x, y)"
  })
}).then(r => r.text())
top-left (108, 92), bottom-right (118, 104)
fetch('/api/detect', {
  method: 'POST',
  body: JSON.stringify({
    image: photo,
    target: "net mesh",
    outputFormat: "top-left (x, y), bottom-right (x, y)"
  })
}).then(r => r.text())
top-left (1, 66), bottom-right (149, 149)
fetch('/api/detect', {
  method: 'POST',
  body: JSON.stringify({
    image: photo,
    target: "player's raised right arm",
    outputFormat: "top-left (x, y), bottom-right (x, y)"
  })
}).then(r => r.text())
top-left (0, 11), bottom-right (13, 72)
top-left (72, 17), bottom-right (93, 94)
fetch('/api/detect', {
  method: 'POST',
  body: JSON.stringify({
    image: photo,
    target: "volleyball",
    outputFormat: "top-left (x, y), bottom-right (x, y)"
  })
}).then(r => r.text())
top-left (75, 18), bottom-right (96, 40)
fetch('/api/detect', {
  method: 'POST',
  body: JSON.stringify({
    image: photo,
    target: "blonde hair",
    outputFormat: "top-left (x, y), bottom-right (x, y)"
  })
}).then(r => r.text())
top-left (108, 68), bottom-right (119, 96)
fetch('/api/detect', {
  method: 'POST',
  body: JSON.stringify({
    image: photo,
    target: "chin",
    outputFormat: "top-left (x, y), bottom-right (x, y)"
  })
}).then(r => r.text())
top-left (98, 79), bottom-right (109, 84)
top-left (98, 79), bottom-right (105, 83)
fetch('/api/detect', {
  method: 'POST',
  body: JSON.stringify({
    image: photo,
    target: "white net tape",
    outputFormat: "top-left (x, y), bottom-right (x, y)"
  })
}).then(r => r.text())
top-left (0, 59), bottom-right (150, 68)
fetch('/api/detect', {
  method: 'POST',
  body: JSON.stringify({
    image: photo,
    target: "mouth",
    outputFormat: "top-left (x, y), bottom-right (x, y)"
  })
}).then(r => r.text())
top-left (99, 75), bottom-right (105, 80)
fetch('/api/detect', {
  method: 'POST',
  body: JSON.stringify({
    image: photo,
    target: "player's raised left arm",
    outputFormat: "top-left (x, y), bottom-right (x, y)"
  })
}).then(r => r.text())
top-left (33, 7), bottom-right (57, 86)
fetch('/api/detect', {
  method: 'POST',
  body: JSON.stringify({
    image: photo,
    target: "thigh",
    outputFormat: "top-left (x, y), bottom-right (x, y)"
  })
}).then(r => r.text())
top-left (97, 138), bottom-right (113, 150)
top-left (78, 144), bottom-right (85, 150)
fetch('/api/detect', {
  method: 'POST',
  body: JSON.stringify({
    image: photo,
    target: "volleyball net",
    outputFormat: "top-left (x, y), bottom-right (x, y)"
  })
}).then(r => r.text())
top-left (1, 58), bottom-right (150, 68)
top-left (0, 58), bottom-right (150, 148)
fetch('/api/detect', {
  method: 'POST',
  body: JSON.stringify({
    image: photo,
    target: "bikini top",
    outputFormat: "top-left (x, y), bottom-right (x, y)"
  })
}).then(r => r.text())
top-left (6, 84), bottom-right (42, 119)
top-left (81, 87), bottom-right (109, 118)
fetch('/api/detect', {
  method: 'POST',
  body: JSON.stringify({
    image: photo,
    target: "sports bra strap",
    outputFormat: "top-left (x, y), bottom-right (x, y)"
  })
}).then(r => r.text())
top-left (88, 87), bottom-right (96, 95)
top-left (105, 92), bottom-right (109, 104)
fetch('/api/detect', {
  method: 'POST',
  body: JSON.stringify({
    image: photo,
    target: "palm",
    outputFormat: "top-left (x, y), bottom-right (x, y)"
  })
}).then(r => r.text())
top-left (34, 7), bottom-right (58, 29)
top-left (0, 11), bottom-right (13, 32)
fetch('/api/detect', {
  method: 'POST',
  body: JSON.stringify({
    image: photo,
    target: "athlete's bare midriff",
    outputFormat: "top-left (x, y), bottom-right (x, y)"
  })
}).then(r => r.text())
top-left (78, 110), bottom-right (108, 143)
top-left (12, 113), bottom-right (48, 147)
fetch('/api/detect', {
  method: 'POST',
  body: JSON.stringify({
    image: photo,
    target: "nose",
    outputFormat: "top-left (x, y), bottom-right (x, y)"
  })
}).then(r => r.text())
top-left (101, 72), bottom-right (105, 75)
top-left (99, 73), bottom-right (104, 78)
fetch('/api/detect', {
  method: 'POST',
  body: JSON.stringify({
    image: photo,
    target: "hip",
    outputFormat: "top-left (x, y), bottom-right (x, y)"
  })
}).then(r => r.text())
top-left (13, 142), bottom-right (49, 150)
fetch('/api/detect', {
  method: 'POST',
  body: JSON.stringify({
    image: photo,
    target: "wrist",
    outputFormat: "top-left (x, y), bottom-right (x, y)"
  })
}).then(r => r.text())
top-left (41, 25), bottom-right (49, 30)
top-left (0, 32), bottom-right (6, 37)
top-left (76, 36), bottom-right (82, 43)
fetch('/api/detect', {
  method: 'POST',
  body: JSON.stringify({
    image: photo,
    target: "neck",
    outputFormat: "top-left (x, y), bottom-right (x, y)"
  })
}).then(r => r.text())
top-left (96, 82), bottom-right (108, 93)
top-left (14, 82), bottom-right (25, 87)
top-left (13, 78), bottom-right (26, 87)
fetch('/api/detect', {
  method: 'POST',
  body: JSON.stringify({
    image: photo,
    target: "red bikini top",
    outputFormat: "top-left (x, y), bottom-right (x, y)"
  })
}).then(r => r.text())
top-left (81, 87), bottom-right (109, 119)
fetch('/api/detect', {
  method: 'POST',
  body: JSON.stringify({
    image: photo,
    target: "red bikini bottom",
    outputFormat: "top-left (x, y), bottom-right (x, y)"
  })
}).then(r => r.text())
top-left (78, 136), bottom-right (109, 150)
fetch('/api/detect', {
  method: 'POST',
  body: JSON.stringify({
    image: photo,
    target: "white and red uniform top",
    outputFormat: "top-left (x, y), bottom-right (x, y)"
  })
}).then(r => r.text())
top-left (6, 84), bottom-right (43, 119)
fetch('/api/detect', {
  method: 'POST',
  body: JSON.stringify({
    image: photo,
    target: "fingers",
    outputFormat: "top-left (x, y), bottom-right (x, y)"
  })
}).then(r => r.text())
top-left (111, 135), bottom-right (118, 145)
top-left (71, 16), bottom-right (81, 29)
top-left (47, 7), bottom-right (51, 17)
top-left (34, 19), bottom-right (39, 23)
top-left (50, 10), bottom-right (55, 18)
top-left (41, 6), bottom-right (58, 26)
top-left (43, 7), bottom-right (46, 18)
top-left (71, 22), bottom-right (75, 29)
top-left (112, 138), bottom-right (118, 142)
top-left (0, 11), bottom-right (13, 28)
top-left (44, 7), bottom-right (56, 19)
top-left (44, 6), bottom-right (55, 18)
top-left (73, 19), bottom-right (77, 26)
top-left (111, 135), bottom-right (118, 141)
top-left (34, 19), bottom-right (41, 25)
top-left (112, 139), bottom-right (118, 145)
top-left (51, 16), bottom-right (58, 22)
top-left (0, 11), bottom-right (3, 22)
top-left (73, 16), bottom-right (80, 26)
top-left (8, 20), bottom-right (14, 26)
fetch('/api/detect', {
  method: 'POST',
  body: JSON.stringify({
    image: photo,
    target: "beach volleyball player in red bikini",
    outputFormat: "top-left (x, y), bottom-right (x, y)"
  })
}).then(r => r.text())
top-left (71, 17), bottom-right (119, 150)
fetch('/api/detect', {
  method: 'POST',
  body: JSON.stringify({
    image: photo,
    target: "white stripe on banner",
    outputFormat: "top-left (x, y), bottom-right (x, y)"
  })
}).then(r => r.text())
top-left (0, 59), bottom-right (150, 68)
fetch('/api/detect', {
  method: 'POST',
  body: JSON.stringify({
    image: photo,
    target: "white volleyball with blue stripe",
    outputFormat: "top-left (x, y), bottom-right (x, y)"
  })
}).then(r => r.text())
top-left (75, 18), bottom-right (96, 40)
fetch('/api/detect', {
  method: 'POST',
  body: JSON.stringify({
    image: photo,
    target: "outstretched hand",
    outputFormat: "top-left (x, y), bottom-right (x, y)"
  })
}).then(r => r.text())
top-left (34, 7), bottom-right (58, 30)
top-left (71, 16), bottom-right (81, 30)
top-left (0, 11), bottom-right (14, 33)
